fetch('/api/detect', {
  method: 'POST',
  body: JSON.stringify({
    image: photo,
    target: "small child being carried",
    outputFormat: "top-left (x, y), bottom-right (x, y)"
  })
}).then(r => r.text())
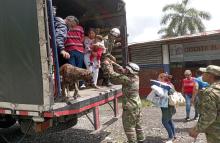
top-left (89, 35), bottom-right (106, 68)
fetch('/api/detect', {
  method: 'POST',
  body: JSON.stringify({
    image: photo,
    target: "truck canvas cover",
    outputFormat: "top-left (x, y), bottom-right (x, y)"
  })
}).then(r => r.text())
top-left (0, 0), bottom-right (47, 106)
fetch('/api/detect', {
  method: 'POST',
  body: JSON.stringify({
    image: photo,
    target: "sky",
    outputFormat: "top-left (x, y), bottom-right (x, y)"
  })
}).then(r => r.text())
top-left (124, 0), bottom-right (220, 44)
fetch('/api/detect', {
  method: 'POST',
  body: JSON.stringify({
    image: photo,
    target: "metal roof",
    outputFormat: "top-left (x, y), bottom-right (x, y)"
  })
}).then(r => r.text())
top-left (129, 29), bottom-right (220, 47)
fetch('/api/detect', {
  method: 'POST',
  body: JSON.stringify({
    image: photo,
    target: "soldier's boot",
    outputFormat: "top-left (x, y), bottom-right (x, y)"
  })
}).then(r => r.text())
top-left (103, 77), bottom-right (113, 87)
top-left (136, 128), bottom-right (145, 143)
top-left (106, 82), bottom-right (113, 87)
top-left (125, 128), bottom-right (136, 143)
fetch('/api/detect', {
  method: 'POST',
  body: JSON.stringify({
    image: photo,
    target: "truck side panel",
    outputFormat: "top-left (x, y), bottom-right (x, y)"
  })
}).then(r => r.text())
top-left (0, 0), bottom-right (44, 105)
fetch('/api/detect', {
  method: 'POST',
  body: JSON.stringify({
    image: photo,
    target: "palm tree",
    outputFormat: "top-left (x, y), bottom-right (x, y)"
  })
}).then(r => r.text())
top-left (158, 0), bottom-right (211, 38)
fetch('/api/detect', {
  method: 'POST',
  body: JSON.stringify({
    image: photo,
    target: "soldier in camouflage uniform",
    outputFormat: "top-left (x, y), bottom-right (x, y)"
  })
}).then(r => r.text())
top-left (100, 28), bottom-right (120, 86)
top-left (189, 65), bottom-right (220, 143)
top-left (104, 60), bottom-right (145, 143)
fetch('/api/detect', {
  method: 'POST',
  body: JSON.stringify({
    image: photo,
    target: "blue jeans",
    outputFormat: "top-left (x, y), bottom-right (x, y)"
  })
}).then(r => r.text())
top-left (185, 94), bottom-right (192, 118)
top-left (161, 107), bottom-right (176, 139)
top-left (67, 50), bottom-right (84, 68)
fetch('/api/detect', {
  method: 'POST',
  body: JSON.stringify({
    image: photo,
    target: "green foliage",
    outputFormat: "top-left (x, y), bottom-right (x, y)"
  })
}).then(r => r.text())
top-left (141, 99), bottom-right (153, 108)
top-left (158, 0), bottom-right (211, 38)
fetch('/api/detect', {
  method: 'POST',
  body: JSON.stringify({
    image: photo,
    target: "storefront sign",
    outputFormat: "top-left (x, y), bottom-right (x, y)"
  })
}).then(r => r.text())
top-left (170, 40), bottom-right (220, 62)
top-left (184, 44), bottom-right (220, 53)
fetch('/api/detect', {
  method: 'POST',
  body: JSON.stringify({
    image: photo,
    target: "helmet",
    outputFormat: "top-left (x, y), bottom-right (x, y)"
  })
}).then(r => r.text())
top-left (110, 28), bottom-right (120, 37)
top-left (126, 62), bottom-right (140, 74)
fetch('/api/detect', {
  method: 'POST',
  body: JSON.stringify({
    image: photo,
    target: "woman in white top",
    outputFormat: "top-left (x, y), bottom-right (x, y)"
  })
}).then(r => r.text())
top-left (84, 29), bottom-right (100, 87)
top-left (84, 28), bottom-right (96, 69)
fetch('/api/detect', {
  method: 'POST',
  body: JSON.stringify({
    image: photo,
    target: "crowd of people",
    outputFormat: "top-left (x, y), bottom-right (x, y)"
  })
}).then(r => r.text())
top-left (52, 7), bottom-right (220, 143)
top-left (146, 66), bottom-right (220, 143)
top-left (53, 7), bottom-right (121, 89)
top-left (52, 9), bottom-right (147, 143)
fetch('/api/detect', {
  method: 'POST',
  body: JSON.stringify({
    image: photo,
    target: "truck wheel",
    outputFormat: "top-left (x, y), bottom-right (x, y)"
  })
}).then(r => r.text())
top-left (19, 116), bottom-right (78, 135)
top-left (19, 119), bottom-right (35, 135)
top-left (45, 116), bottom-right (78, 133)
top-left (0, 115), bottom-right (16, 128)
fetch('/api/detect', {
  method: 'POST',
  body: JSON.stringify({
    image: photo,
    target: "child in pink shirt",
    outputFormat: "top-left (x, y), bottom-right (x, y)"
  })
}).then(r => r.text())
top-left (90, 35), bottom-right (106, 68)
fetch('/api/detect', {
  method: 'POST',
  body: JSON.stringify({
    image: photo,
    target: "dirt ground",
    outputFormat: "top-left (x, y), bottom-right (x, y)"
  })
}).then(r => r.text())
top-left (99, 105), bottom-right (207, 143)
top-left (0, 104), bottom-right (207, 143)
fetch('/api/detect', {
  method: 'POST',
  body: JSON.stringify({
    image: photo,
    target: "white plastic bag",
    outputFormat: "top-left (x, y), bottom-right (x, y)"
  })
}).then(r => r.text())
top-left (169, 92), bottom-right (185, 106)
top-left (147, 90), bottom-right (168, 108)
top-left (151, 85), bottom-right (166, 97)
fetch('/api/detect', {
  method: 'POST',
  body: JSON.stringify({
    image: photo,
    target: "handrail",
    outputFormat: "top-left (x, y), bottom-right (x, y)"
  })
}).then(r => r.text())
top-left (47, 0), bottom-right (62, 97)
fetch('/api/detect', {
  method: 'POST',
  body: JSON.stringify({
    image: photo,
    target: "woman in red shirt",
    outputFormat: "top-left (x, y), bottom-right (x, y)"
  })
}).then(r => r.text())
top-left (64, 16), bottom-right (84, 68)
top-left (182, 70), bottom-right (196, 121)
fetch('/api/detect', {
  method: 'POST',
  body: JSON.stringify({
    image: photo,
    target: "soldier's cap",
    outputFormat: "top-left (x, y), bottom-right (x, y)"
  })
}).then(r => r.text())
top-left (199, 65), bottom-right (220, 76)
top-left (126, 62), bottom-right (140, 74)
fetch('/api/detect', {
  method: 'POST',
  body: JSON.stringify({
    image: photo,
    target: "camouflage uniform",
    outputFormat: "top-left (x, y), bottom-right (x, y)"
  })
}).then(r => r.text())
top-left (104, 36), bottom-right (115, 54)
top-left (195, 81), bottom-right (220, 143)
top-left (100, 36), bottom-right (116, 86)
top-left (106, 62), bottom-right (145, 143)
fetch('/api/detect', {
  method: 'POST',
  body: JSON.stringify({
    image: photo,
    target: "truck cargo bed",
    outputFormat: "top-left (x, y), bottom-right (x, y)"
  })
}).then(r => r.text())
top-left (44, 85), bottom-right (122, 117)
